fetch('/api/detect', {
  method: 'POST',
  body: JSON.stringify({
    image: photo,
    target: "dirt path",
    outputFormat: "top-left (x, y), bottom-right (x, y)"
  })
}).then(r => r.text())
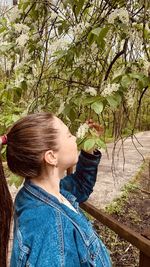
top-left (88, 131), bottom-right (150, 209)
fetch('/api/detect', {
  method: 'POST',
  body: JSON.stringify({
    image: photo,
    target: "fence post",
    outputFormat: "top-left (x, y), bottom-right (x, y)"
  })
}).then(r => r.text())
top-left (140, 229), bottom-right (150, 266)
top-left (139, 251), bottom-right (150, 267)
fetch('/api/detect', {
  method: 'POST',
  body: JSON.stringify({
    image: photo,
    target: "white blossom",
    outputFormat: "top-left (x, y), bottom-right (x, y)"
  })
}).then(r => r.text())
top-left (51, 11), bottom-right (58, 20)
top-left (26, 74), bottom-right (35, 87)
top-left (85, 87), bottom-right (97, 96)
top-left (108, 8), bottom-right (129, 24)
top-left (101, 83), bottom-right (119, 97)
top-left (6, 60), bottom-right (13, 71)
top-left (14, 61), bottom-right (25, 71)
top-left (49, 38), bottom-right (70, 54)
top-left (0, 41), bottom-right (8, 46)
top-left (32, 64), bottom-right (39, 76)
top-left (118, 8), bottom-right (129, 24)
top-left (16, 33), bottom-right (29, 47)
top-left (108, 9), bottom-right (119, 24)
top-left (15, 73), bottom-right (25, 87)
top-left (8, 6), bottom-right (21, 22)
top-left (91, 43), bottom-right (99, 54)
top-left (57, 101), bottom-right (65, 115)
top-left (76, 123), bottom-right (89, 139)
top-left (142, 59), bottom-right (150, 75)
top-left (73, 22), bottom-right (90, 40)
top-left (14, 23), bottom-right (30, 33)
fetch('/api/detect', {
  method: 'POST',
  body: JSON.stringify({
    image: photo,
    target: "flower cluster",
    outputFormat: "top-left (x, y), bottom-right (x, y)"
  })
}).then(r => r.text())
top-left (16, 33), bottom-right (29, 47)
top-left (91, 43), bottom-right (99, 55)
top-left (108, 8), bottom-right (129, 25)
top-left (7, 5), bottom-right (21, 22)
top-left (76, 123), bottom-right (89, 139)
top-left (85, 87), bottom-right (97, 96)
top-left (14, 23), bottom-right (30, 33)
top-left (101, 83), bottom-right (119, 97)
top-left (49, 38), bottom-right (70, 54)
top-left (142, 59), bottom-right (150, 76)
top-left (72, 22), bottom-right (90, 41)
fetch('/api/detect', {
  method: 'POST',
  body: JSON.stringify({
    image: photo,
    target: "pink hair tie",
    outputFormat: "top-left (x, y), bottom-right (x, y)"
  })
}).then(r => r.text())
top-left (0, 135), bottom-right (7, 145)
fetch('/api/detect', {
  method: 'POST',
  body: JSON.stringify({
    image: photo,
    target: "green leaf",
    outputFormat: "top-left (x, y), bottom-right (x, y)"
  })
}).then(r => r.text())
top-left (82, 96), bottom-right (100, 105)
top-left (113, 93), bottom-right (122, 104)
top-left (69, 108), bottom-right (76, 120)
top-left (96, 138), bottom-right (106, 149)
top-left (21, 1), bottom-right (31, 12)
top-left (83, 138), bottom-right (95, 151)
top-left (121, 75), bottom-right (131, 88)
top-left (107, 96), bottom-right (118, 108)
top-left (129, 72), bottom-right (150, 89)
top-left (0, 26), bottom-right (7, 34)
top-left (99, 26), bottom-right (110, 39)
top-left (129, 72), bottom-right (145, 81)
top-left (97, 38), bottom-right (105, 50)
top-left (87, 32), bottom-right (95, 46)
top-left (75, 0), bottom-right (85, 16)
top-left (91, 101), bottom-right (103, 114)
top-left (91, 27), bottom-right (101, 36)
top-left (63, 104), bottom-right (71, 116)
top-left (112, 74), bottom-right (123, 83)
top-left (73, 68), bottom-right (82, 79)
top-left (8, 174), bottom-right (23, 188)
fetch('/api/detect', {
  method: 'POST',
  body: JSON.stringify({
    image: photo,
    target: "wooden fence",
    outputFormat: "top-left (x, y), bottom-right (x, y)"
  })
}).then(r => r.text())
top-left (8, 168), bottom-right (150, 266)
top-left (80, 202), bottom-right (150, 267)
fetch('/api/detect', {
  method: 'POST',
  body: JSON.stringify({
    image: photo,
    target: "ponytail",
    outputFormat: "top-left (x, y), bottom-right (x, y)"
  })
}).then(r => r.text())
top-left (0, 138), bottom-right (13, 267)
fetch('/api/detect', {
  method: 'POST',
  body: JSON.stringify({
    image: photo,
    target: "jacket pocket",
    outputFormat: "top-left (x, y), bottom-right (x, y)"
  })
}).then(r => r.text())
top-left (17, 250), bottom-right (31, 267)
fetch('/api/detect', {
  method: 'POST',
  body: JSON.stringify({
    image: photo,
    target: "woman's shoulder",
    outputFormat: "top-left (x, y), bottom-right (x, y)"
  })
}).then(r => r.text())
top-left (14, 187), bottom-right (57, 228)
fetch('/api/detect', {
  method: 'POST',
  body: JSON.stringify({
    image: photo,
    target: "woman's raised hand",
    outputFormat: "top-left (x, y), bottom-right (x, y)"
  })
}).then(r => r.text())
top-left (85, 119), bottom-right (103, 137)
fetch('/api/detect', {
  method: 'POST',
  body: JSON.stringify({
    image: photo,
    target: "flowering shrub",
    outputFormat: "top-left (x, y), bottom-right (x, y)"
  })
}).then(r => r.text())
top-left (0, 0), bottom-right (149, 150)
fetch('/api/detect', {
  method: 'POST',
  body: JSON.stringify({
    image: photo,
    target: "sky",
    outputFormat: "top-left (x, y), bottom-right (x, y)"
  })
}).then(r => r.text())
top-left (0, 0), bottom-right (13, 5)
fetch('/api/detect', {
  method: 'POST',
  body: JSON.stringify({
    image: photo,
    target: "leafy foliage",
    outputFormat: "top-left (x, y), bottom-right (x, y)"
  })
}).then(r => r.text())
top-left (0, 1), bottom-right (150, 187)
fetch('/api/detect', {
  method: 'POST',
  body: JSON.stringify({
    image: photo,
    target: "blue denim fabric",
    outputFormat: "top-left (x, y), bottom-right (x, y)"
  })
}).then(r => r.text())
top-left (10, 150), bottom-right (112, 267)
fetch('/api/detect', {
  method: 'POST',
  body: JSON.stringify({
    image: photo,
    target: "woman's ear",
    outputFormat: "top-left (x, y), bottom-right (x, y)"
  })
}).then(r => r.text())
top-left (44, 150), bottom-right (58, 167)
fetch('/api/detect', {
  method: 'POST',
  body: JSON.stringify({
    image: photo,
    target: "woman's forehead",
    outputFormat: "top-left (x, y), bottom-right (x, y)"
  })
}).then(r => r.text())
top-left (54, 117), bottom-right (68, 131)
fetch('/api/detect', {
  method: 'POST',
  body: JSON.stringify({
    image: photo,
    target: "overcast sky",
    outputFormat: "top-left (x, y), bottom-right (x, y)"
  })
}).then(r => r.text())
top-left (0, 0), bottom-right (13, 5)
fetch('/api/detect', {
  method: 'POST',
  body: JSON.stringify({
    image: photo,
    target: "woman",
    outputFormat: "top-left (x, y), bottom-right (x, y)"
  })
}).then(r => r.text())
top-left (0, 112), bottom-right (111, 267)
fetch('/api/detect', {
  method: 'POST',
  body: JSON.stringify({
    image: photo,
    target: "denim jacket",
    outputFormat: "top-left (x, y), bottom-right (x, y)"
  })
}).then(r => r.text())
top-left (10, 150), bottom-right (112, 267)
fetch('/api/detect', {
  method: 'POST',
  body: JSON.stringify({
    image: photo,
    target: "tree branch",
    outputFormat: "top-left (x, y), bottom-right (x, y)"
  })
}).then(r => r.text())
top-left (104, 38), bottom-right (128, 81)
top-left (132, 86), bottom-right (148, 134)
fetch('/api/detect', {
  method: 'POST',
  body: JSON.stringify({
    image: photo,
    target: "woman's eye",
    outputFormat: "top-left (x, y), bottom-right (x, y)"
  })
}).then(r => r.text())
top-left (68, 131), bottom-right (72, 137)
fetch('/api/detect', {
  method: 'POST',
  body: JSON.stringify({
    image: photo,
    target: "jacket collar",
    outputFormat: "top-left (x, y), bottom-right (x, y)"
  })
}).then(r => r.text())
top-left (23, 179), bottom-right (77, 208)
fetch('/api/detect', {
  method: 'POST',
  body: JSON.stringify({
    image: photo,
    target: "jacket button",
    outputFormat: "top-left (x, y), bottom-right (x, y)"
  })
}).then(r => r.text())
top-left (90, 254), bottom-right (94, 260)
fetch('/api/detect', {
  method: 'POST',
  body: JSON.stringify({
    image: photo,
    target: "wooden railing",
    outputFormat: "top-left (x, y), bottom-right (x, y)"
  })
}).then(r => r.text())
top-left (67, 163), bottom-right (150, 267)
top-left (80, 202), bottom-right (150, 267)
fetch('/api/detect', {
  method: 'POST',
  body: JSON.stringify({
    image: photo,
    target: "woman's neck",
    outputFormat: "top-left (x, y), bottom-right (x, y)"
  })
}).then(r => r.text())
top-left (30, 168), bottom-right (65, 201)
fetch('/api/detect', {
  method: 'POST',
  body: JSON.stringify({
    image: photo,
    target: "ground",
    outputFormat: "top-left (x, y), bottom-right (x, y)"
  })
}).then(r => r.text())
top-left (89, 131), bottom-right (150, 209)
top-left (92, 159), bottom-right (150, 267)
